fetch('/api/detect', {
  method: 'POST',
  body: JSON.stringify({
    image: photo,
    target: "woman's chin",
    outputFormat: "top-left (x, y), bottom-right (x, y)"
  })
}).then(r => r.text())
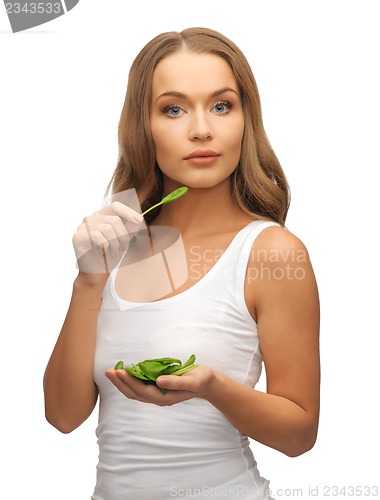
top-left (162, 173), bottom-right (232, 191)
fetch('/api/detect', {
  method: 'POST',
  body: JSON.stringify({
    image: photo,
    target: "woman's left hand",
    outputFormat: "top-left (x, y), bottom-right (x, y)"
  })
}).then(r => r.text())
top-left (104, 365), bottom-right (215, 406)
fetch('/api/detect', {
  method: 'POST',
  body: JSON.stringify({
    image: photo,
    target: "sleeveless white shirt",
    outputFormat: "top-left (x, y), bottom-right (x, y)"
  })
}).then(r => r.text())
top-left (92, 220), bottom-right (279, 500)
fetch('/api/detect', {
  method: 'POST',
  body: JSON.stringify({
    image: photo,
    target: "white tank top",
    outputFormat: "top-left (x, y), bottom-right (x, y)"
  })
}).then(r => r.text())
top-left (92, 219), bottom-right (279, 500)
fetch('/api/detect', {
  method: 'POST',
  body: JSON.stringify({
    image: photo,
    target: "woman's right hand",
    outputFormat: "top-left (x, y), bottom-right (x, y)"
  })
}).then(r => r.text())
top-left (72, 201), bottom-right (145, 286)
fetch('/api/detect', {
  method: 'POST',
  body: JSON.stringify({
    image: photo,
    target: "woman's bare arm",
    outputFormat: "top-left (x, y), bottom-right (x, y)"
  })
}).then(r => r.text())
top-left (43, 275), bottom-right (106, 433)
top-left (204, 226), bottom-right (320, 456)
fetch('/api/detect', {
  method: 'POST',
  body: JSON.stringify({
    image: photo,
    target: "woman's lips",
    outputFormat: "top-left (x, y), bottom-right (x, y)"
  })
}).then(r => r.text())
top-left (184, 149), bottom-right (221, 165)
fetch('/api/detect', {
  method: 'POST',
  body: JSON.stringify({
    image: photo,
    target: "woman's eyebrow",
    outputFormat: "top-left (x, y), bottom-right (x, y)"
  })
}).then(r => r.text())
top-left (155, 87), bottom-right (238, 102)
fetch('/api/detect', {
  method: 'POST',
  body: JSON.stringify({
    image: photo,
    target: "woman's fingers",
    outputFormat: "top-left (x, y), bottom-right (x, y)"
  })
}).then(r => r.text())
top-left (106, 369), bottom-right (161, 403)
top-left (105, 369), bottom-right (193, 406)
top-left (72, 201), bottom-right (145, 275)
top-left (94, 201), bottom-right (144, 225)
top-left (83, 217), bottom-right (124, 257)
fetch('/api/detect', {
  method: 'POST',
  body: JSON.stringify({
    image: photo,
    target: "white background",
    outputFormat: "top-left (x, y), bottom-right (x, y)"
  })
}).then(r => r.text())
top-left (1, 1), bottom-right (379, 498)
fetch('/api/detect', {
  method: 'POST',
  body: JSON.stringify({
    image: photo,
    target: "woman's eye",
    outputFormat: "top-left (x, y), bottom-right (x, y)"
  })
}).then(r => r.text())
top-left (213, 101), bottom-right (232, 114)
top-left (163, 105), bottom-right (184, 117)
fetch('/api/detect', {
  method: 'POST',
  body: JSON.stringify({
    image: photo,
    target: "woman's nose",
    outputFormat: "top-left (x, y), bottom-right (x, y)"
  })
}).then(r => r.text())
top-left (188, 111), bottom-right (213, 141)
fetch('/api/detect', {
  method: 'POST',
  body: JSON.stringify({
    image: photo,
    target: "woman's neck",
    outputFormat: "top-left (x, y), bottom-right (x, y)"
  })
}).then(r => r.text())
top-left (151, 178), bottom-right (254, 236)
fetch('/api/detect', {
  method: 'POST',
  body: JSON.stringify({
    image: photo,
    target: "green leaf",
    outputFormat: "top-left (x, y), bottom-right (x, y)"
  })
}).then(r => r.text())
top-left (180, 354), bottom-right (196, 369)
top-left (141, 187), bottom-right (188, 216)
top-left (161, 187), bottom-right (188, 204)
top-left (125, 364), bottom-right (150, 381)
top-left (146, 357), bottom-right (182, 365)
top-left (161, 364), bottom-right (184, 375)
top-left (114, 361), bottom-right (125, 370)
top-left (161, 354), bottom-right (196, 375)
top-left (138, 360), bottom-right (171, 381)
top-left (170, 364), bottom-right (198, 376)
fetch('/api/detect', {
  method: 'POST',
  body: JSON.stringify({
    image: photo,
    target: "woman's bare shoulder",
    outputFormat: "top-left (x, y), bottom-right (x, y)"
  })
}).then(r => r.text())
top-left (251, 224), bottom-right (311, 262)
top-left (244, 224), bottom-right (317, 323)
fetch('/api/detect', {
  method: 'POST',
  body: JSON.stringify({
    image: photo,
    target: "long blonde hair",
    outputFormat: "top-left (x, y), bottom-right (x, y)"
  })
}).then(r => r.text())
top-left (106, 27), bottom-right (290, 225)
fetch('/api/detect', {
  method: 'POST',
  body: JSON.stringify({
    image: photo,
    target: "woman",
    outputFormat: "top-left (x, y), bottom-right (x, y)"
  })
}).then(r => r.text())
top-left (44, 27), bottom-right (320, 499)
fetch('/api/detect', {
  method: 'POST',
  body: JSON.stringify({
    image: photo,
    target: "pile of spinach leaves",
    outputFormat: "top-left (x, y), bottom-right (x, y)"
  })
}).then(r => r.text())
top-left (114, 354), bottom-right (197, 394)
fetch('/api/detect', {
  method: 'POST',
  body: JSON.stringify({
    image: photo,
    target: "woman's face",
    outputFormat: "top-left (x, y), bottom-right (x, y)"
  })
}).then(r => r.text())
top-left (150, 50), bottom-right (244, 189)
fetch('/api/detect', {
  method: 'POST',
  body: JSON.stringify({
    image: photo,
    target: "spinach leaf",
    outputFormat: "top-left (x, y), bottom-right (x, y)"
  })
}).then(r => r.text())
top-left (141, 187), bottom-right (188, 217)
